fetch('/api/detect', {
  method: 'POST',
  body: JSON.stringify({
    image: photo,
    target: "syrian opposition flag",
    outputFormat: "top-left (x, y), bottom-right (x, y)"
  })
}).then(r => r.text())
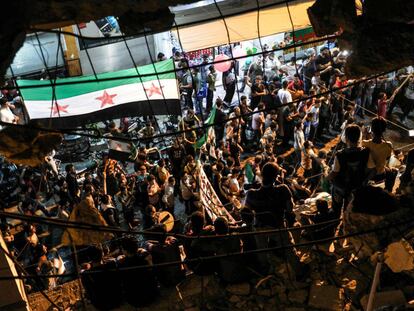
top-left (105, 133), bottom-right (138, 162)
top-left (17, 59), bottom-right (180, 129)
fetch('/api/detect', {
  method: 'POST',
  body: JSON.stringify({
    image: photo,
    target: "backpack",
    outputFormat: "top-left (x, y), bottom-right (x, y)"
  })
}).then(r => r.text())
top-left (334, 147), bottom-right (370, 193)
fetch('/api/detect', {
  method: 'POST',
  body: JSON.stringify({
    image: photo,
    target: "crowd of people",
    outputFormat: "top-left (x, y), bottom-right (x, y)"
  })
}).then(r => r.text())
top-left (1, 39), bottom-right (414, 310)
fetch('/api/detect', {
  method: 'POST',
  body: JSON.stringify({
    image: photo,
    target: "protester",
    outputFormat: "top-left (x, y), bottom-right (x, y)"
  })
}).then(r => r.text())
top-left (362, 117), bottom-right (397, 192)
top-left (81, 245), bottom-right (122, 311)
top-left (206, 65), bottom-right (216, 114)
top-left (328, 124), bottom-right (375, 216)
top-left (2, 41), bottom-right (414, 310)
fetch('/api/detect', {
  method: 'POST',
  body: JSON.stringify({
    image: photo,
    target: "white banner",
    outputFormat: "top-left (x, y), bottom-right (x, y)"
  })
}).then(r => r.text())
top-left (198, 166), bottom-right (235, 224)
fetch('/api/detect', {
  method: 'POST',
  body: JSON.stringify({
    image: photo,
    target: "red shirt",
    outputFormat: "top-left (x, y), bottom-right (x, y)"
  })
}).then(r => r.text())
top-left (334, 78), bottom-right (348, 89)
top-left (288, 80), bottom-right (304, 91)
top-left (377, 99), bottom-right (387, 118)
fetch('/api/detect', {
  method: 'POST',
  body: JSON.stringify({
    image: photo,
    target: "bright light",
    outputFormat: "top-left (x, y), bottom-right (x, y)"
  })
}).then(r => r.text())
top-left (409, 130), bottom-right (414, 137)
top-left (342, 50), bottom-right (349, 56)
top-left (170, 0), bottom-right (226, 12)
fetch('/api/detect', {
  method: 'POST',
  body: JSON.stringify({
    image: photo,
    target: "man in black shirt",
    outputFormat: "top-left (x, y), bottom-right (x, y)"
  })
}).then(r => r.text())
top-left (315, 47), bottom-right (333, 87)
top-left (214, 98), bottom-right (226, 145)
top-left (281, 104), bottom-right (298, 147)
top-left (328, 124), bottom-right (375, 216)
top-left (245, 162), bottom-right (296, 257)
top-left (119, 237), bottom-right (159, 307)
top-left (245, 162), bottom-right (295, 229)
top-left (169, 138), bottom-right (185, 179)
top-left (302, 48), bottom-right (317, 94)
top-left (81, 246), bottom-right (122, 311)
top-left (65, 164), bottom-right (79, 203)
top-left (248, 75), bottom-right (267, 110)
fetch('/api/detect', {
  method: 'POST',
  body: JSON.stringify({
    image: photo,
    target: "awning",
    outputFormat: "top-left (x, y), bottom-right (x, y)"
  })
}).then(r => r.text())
top-left (173, 0), bottom-right (314, 51)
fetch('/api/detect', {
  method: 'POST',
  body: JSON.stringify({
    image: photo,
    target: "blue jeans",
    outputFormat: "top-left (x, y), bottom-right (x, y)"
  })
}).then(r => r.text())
top-left (194, 97), bottom-right (203, 115)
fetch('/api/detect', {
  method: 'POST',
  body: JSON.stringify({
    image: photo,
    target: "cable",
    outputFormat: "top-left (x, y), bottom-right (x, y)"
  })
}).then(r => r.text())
top-left (255, 0), bottom-right (264, 61)
top-left (75, 24), bottom-right (99, 81)
top-left (171, 20), bottom-right (221, 219)
top-left (120, 29), bottom-right (167, 148)
top-left (0, 242), bottom-right (62, 310)
top-left (0, 67), bottom-right (404, 146)
top-left (34, 32), bottom-right (60, 121)
top-left (3, 35), bottom-right (339, 91)
top-left (1, 213), bottom-right (414, 280)
top-left (302, 71), bottom-right (411, 132)
top-left (286, 0), bottom-right (300, 77)
top-left (140, 22), bottom-right (182, 147)
top-left (333, 92), bottom-right (409, 132)
top-left (213, 0), bottom-right (242, 109)
top-left (0, 210), bottom-right (339, 239)
top-left (26, 0), bottom-right (310, 43)
top-left (395, 142), bottom-right (414, 151)
top-left (2, 2), bottom-right (412, 295)
top-left (49, 31), bottom-right (64, 120)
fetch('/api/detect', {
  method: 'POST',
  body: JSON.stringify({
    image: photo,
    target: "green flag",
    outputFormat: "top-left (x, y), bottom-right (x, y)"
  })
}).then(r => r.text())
top-left (245, 162), bottom-right (255, 184)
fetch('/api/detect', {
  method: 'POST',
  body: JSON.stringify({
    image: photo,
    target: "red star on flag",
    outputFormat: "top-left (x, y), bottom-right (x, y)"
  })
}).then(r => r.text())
top-left (144, 82), bottom-right (164, 97)
top-left (51, 102), bottom-right (69, 116)
top-left (96, 90), bottom-right (117, 108)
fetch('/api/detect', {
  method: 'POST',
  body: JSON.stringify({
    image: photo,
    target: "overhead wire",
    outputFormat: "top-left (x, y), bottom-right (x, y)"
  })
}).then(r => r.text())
top-left (302, 70), bottom-right (411, 132)
top-left (329, 78), bottom-right (410, 132)
top-left (2, 35), bottom-right (340, 91)
top-left (1, 213), bottom-right (414, 280)
top-left (173, 19), bottom-right (207, 125)
top-left (140, 28), bottom-right (172, 147)
top-left (75, 24), bottom-right (99, 80)
top-left (0, 210), bottom-right (339, 239)
top-left (213, 0), bottom-right (243, 110)
top-left (0, 67), bottom-right (405, 145)
top-left (26, 0), bottom-right (309, 43)
top-left (1, 4), bottom-right (414, 306)
top-left (34, 32), bottom-right (60, 121)
top-left (0, 242), bottom-right (62, 310)
top-left (286, 0), bottom-right (300, 77)
top-left (120, 28), bottom-right (168, 148)
top-left (170, 18), bottom-right (216, 215)
top-left (49, 31), bottom-right (64, 120)
top-left (2, 4), bottom-right (414, 297)
top-left (172, 19), bottom-right (207, 141)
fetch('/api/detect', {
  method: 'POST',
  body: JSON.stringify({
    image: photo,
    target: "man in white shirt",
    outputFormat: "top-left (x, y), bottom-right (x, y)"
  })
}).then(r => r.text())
top-left (277, 80), bottom-right (293, 142)
top-left (294, 122), bottom-right (305, 163)
top-left (162, 176), bottom-right (176, 214)
top-left (311, 71), bottom-right (322, 88)
top-left (309, 100), bottom-right (320, 141)
top-left (264, 53), bottom-right (281, 81)
top-left (252, 102), bottom-right (265, 147)
top-left (278, 80), bottom-right (293, 105)
top-left (0, 97), bottom-right (18, 129)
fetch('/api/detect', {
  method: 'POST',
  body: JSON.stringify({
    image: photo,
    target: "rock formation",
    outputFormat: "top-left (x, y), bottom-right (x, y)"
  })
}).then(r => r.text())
top-left (307, 0), bottom-right (414, 77)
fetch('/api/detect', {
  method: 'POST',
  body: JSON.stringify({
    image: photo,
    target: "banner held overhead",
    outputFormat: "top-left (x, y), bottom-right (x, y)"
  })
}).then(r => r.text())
top-left (18, 59), bottom-right (180, 129)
